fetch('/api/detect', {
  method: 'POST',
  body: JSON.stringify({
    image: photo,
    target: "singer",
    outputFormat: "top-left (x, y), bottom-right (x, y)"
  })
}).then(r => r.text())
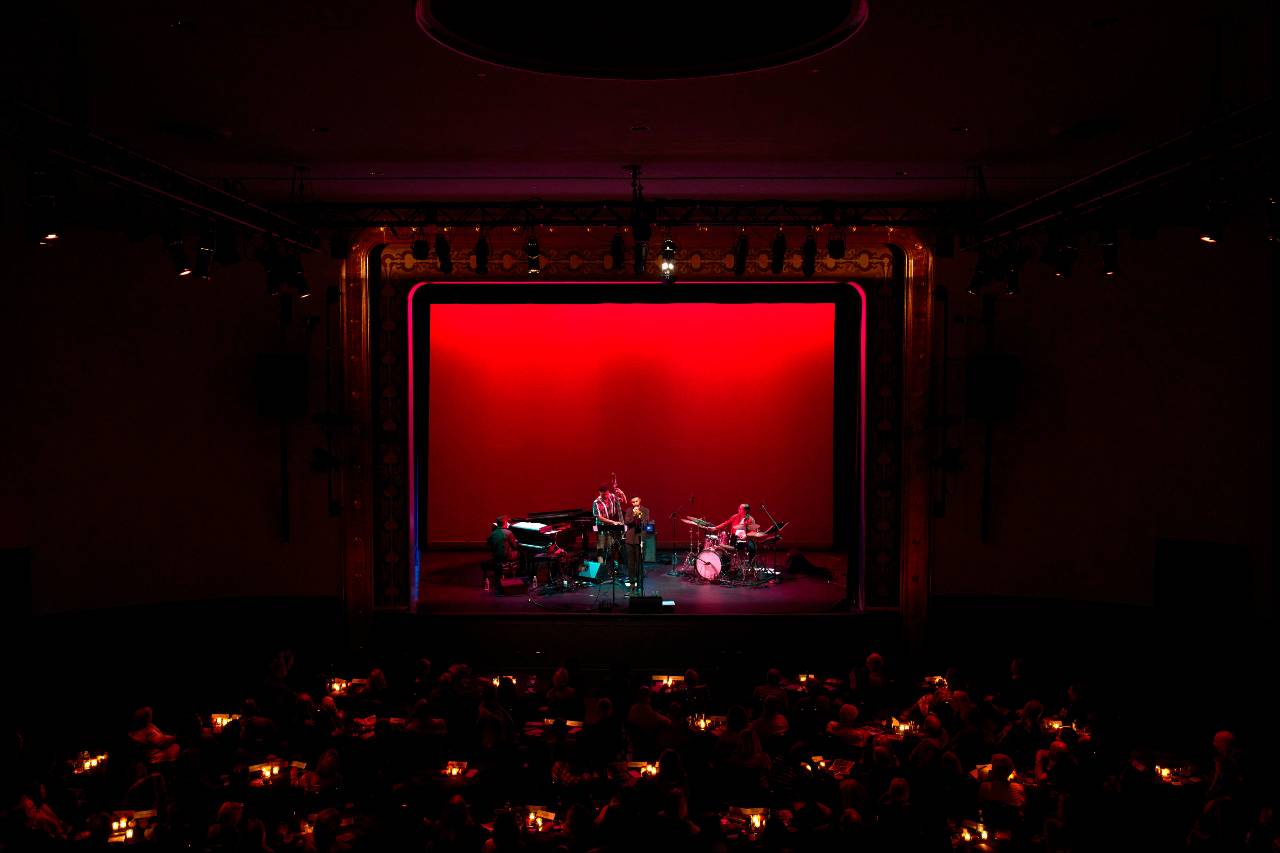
top-left (624, 495), bottom-right (651, 589)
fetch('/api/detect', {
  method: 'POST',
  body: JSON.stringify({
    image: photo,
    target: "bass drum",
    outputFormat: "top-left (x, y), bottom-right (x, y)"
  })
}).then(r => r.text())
top-left (694, 549), bottom-right (723, 580)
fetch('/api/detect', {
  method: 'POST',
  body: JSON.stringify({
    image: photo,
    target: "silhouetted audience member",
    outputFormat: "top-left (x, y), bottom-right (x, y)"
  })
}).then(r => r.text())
top-left (127, 706), bottom-right (180, 764)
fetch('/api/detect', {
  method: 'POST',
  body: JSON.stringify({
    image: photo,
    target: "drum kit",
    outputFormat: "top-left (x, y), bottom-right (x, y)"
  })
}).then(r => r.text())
top-left (674, 516), bottom-right (781, 584)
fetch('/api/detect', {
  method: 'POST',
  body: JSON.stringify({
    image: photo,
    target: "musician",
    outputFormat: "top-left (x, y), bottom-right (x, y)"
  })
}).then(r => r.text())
top-left (593, 484), bottom-right (624, 577)
top-left (486, 516), bottom-right (520, 585)
top-left (715, 503), bottom-right (761, 558)
top-left (623, 496), bottom-right (651, 588)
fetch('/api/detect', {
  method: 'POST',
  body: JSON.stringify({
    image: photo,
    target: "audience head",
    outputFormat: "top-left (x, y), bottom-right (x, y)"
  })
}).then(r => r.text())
top-left (990, 753), bottom-right (1015, 779)
top-left (1213, 730), bottom-right (1235, 755)
top-left (866, 652), bottom-right (884, 673)
top-left (838, 703), bottom-right (859, 727)
top-left (766, 668), bottom-right (781, 685)
top-left (129, 706), bottom-right (154, 731)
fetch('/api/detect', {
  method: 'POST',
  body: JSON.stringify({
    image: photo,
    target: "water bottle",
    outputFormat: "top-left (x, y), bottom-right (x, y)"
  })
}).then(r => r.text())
top-left (484, 577), bottom-right (490, 592)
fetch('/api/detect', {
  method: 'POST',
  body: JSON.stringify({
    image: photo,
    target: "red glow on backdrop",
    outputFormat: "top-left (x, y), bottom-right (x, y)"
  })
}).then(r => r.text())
top-left (424, 303), bottom-right (835, 546)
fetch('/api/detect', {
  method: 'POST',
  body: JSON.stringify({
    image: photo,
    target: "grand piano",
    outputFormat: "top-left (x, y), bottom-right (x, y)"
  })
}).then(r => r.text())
top-left (508, 508), bottom-right (595, 559)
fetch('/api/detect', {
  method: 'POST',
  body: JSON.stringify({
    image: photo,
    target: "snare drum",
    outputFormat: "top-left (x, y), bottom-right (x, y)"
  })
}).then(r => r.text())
top-left (718, 531), bottom-right (729, 547)
top-left (694, 549), bottom-right (722, 580)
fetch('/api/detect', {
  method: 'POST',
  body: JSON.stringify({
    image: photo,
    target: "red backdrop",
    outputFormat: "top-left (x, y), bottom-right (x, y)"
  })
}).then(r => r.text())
top-left (424, 302), bottom-right (835, 547)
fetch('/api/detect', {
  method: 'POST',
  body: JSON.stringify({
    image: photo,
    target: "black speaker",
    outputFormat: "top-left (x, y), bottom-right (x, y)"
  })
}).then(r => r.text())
top-left (628, 595), bottom-right (662, 613)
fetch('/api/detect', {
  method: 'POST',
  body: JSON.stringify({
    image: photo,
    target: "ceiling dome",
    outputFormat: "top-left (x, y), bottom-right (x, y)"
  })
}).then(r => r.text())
top-left (415, 1), bottom-right (869, 79)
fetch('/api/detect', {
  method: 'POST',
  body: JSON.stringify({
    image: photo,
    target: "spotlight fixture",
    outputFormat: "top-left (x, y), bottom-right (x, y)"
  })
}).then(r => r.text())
top-left (659, 237), bottom-right (677, 283)
top-left (194, 226), bottom-right (216, 280)
top-left (166, 232), bottom-right (193, 277)
top-left (826, 229), bottom-right (845, 260)
top-left (732, 232), bottom-right (748, 277)
top-left (435, 233), bottom-right (452, 274)
top-left (968, 253), bottom-right (997, 296)
top-left (473, 232), bottom-right (490, 274)
top-left (1042, 229), bottom-right (1078, 278)
top-left (801, 233), bottom-right (818, 277)
top-left (1001, 244), bottom-right (1027, 295)
top-left (609, 232), bottom-right (626, 272)
top-left (1003, 260), bottom-right (1020, 296)
top-left (632, 241), bottom-right (648, 276)
top-left (411, 234), bottom-right (431, 260)
top-left (770, 231), bottom-right (787, 275)
top-left (27, 167), bottom-right (60, 245)
top-left (283, 253), bottom-right (310, 298)
top-left (1198, 208), bottom-right (1221, 244)
top-left (525, 233), bottom-right (541, 274)
top-left (1099, 227), bottom-right (1119, 276)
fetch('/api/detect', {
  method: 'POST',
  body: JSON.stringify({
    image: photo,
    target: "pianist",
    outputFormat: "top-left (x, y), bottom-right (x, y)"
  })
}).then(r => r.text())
top-left (486, 516), bottom-right (520, 585)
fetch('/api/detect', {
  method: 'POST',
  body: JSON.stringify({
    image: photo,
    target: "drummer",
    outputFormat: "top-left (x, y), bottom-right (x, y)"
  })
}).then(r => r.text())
top-left (714, 503), bottom-right (761, 556)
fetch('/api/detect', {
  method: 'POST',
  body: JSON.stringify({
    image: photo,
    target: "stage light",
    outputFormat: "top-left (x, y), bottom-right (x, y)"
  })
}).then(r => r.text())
top-left (770, 231), bottom-right (787, 274)
top-left (968, 254), bottom-right (995, 296)
top-left (801, 233), bottom-right (818, 277)
top-left (525, 233), bottom-right (541, 274)
top-left (609, 232), bottom-right (626, 272)
top-left (1042, 230), bottom-right (1077, 278)
top-left (473, 233), bottom-right (489, 274)
top-left (1003, 262), bottom-right (1020, 296)
top-left (660, 237), bottom-right (677, 284)
top-left (27, 167), bottom-right (60, 245)
top-left (435, 233), bottom-right (452, 274)
top-left (1198, 211), bottom-right (1221, 244)
top-left (194, 226), bottom-right (216, 280)
top-left (1001, 244), bottom-right (1026, 295)
top-left (732, 232), bottom-right (748, 277)
top-left (285, 253), bottom-right (310, 298)
top-left (632, 241), bottom-right (648, 276)
top-left (1099, 227), bottom-right (1119, 276)
top-left (411, 234), bottom-right (431, 260)
top-left (826, 229), bottom-right (845, 260)
top-left (166, 232), bottom-right (193, 277)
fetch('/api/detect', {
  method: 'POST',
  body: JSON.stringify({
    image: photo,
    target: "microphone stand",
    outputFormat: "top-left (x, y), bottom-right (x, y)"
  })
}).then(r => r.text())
top-left (760, 503), bottom-right (785, 574)
top-left (668, 503), bottom-right (684, 572)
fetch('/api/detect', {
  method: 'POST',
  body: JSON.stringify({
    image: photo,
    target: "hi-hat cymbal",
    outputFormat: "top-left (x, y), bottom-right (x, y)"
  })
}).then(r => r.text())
top-left (682, 517), bottom-right (713, 527)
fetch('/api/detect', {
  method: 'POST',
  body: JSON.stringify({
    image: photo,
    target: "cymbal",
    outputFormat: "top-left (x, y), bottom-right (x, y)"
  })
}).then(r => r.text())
top-left (680, 517), bottom-right (706, 527)
top-left (745, 531), bottom-right (771, 538)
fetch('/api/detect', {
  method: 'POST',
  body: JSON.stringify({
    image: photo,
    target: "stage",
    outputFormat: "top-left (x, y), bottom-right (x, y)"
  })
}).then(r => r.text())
top-left (417, 550), bottom-right (854, 616)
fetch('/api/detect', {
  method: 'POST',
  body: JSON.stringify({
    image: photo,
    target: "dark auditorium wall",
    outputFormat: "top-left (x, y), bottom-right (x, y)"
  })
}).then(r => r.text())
top-left (929, 224), bottom-right (1273, 612)
top-left (1, 179), bottom-right (342, 613)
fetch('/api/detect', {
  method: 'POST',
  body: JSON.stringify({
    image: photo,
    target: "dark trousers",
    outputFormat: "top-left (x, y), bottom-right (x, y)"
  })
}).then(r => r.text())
top-left (625, 542), bottom-right (644, 586)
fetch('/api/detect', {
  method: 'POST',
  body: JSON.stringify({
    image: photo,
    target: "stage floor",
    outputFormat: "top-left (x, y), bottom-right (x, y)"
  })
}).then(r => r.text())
top-left (418, 550), bottom-right (853, 615)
